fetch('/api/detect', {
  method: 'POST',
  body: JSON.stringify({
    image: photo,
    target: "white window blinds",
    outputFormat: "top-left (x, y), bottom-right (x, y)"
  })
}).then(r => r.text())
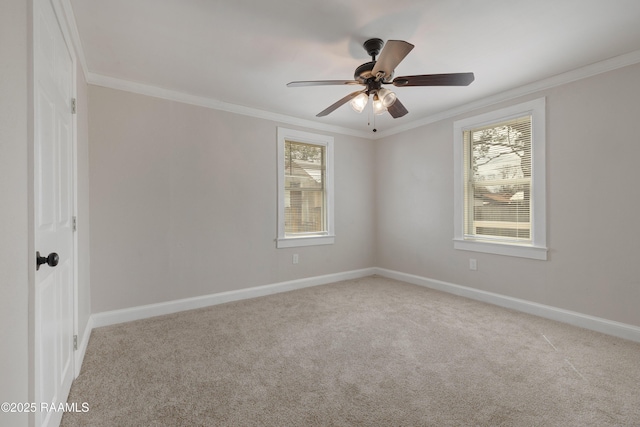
top-left (284, 140), bottom-right (326, 236)
top-left (464, 115), bottom-right (532, 242)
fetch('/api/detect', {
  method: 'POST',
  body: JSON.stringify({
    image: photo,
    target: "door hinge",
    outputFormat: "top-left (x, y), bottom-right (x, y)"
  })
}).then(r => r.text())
top-left (72, 216), bottom-right (77, 232)
top-left (73, 335), bottom-right (78, 351)
top-left (71, 98), bottom-right (77, 114)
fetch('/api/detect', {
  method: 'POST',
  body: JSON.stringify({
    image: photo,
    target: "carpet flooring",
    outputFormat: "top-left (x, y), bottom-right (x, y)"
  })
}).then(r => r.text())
top-left (62, 275), bottom-right (640, 426)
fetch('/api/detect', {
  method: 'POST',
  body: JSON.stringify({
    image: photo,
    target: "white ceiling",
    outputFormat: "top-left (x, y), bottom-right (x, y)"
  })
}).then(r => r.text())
top-left (69, 0), bottom-right (640, 136)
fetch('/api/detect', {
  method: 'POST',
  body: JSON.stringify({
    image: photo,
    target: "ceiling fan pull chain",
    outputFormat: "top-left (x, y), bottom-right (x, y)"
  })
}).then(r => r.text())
top-left (371, 110), bottom-right (378, 133)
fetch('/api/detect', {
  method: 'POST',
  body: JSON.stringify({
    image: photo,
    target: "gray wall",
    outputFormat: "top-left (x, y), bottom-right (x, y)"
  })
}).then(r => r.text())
top-left (88, 62), bottom-right (640, 329)
top-left (375, 62), bottom-right (640, 328)
top-left (88, 86), bottom-right (375, 313)
top-left (0, 1), bottom-right (30, 426)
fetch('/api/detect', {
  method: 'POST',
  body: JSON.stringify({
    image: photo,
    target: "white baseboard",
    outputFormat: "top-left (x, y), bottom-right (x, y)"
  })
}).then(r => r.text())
top-left (373, 267), bottom-right (640, 343)
top-left (91, 268), bottom-right (376, 329)
top-left (82, 265), bottom-right (640, 378)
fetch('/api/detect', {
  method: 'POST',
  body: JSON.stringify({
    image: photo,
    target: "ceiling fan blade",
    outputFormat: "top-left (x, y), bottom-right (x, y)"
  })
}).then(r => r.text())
top-left (387, 98), bottom-right (409, 119)
top-left (392, 72), bottom-right (475, 87)
top-left (316, 90), bottom-right (365, 117)
top-left (371, 40), bottom-right (414, 80)
top-left (287, 80), bottom-right (361, 87)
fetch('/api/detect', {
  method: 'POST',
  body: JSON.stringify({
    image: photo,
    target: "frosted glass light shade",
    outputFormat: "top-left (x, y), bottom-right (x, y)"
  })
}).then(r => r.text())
top-left (350, 93), bottom-right (369, 113)
top-left (378, 88), bottom-right (397, 107)
top-left (372, 95), bottom-right (386, 115)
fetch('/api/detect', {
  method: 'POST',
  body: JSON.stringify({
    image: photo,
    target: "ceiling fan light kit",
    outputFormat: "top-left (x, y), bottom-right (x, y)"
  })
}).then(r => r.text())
top-left (350, 92), bottom-right (369, 113)
top-left (287, 38), bottom-right (475, 127)
top-left (377, 88), bottom-right (397, 107)
top-left (372, 94), bottom-right (387, 115)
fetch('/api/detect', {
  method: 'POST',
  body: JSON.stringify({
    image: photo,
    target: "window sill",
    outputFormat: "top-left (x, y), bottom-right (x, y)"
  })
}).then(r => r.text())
top-left (277, 235), bottom-right (335, 248)
top-left (454, 238), bottom-right (547, 260)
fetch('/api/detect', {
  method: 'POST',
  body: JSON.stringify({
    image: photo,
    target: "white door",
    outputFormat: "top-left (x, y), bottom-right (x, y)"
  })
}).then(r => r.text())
top-left (34, 0), bottom-right (76, 425)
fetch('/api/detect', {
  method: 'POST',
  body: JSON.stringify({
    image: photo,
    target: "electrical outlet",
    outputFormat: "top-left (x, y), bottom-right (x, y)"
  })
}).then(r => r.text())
top-left (469, 258), bottom-right (477, 271)
top-left (293, 254), bottom-right (299, 264)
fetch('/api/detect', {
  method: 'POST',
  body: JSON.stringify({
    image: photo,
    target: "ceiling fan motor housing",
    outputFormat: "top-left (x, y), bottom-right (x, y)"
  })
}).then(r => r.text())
top-left (354, 61), bottom-right (376, 82)
top-left (355, 38), bottom-right (393, 86)
top-left (354, 62), bottom-right (390, 92)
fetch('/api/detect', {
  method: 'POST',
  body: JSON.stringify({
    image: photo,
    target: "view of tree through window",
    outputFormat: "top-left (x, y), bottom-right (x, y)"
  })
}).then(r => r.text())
top-left (284, 140), bottom-right (326, 235)
top-left (464, 115), bottom-right (532, 241)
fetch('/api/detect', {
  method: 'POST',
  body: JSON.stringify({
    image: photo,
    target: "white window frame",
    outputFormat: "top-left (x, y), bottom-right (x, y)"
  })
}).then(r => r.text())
top-left (277, 127), bottom-right (335, 248)
top-left (453, 98), bottom-right (547, 260)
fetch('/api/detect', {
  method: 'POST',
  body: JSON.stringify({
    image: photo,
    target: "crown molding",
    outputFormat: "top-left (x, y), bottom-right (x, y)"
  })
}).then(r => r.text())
top-left (88, 73), bottom-right (373, 139)
top-left (59, 0), bottom-right (640, 142)
top-left (375, 49), bottom-right (640, 139)
top-left (89, 48), bottom-right (640, 142)
top-left (56, 0), bottom-right (89, 80)
top-left (55, 0), bottom-right (370, 139)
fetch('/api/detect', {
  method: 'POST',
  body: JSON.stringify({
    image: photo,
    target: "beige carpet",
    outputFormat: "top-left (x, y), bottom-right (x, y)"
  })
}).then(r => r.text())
top-left (63, 276), bottom-right (640, 426)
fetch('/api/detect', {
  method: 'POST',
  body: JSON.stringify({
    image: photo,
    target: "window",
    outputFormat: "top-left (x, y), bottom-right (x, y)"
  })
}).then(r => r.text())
top-left (453, 98), bottom-right (547, 260)
top-left (277, 127), bottom-right (334, 248)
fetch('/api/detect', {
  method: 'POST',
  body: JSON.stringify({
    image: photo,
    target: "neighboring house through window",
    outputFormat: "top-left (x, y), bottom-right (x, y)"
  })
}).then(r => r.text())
top-left (453, 98), bottom-right (547, 260)
top-left (277, 127), bottom-right (334, 248)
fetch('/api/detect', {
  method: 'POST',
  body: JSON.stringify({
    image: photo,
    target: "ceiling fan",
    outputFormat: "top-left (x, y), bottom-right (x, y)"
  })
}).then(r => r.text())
top-left (287, 38), bottom-right (474, 119)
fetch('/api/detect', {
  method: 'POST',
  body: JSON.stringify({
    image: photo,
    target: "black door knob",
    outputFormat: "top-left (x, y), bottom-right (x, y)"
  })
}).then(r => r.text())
top-left (36, 251), bottom-right (59, 270)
